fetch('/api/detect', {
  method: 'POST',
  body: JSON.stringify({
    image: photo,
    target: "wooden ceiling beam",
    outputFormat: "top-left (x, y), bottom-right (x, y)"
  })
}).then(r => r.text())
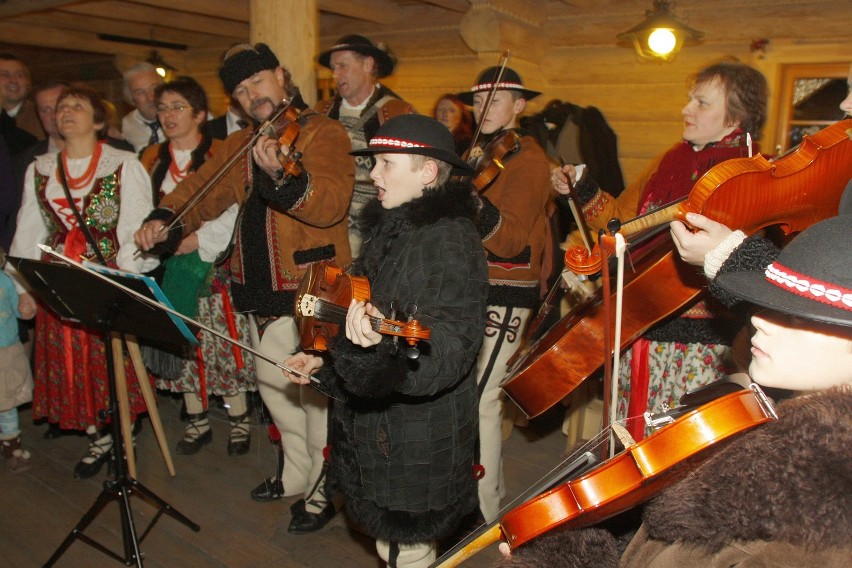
top-left (0, 0), bottom-right (82, 17)
top-left (9, 12), bottom-right (236, 47)
top-left (318, 0), bottom-right (403, 24)
top-left (61, 1), bottom-right (249, 38)
top-left (421, 0), bottom-right (471, 12)
top-left (122, 0), bottom-right (248, 22)
top-left (0, 19), bottom-right (164, 57)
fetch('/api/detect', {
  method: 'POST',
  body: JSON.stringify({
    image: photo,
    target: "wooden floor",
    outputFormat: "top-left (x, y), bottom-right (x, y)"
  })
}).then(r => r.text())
top-left (0, 391), bottom-right (569, 568)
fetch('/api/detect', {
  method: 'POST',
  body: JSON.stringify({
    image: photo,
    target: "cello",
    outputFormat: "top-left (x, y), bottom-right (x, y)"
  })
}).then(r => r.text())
top-left (432, 384), bottom-right (777, 566)
top-left (502, 119), bottom-right (852, 419)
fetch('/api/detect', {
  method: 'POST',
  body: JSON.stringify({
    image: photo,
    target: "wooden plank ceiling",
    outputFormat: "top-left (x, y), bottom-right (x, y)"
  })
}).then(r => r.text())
top-left (0, 0), bottom-right (473, 58)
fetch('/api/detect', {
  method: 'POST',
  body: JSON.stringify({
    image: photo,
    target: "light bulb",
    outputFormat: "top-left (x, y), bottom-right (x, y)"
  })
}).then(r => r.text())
top-left (648, 28), bottom-right (677, 55)
top-left (155, 66), bottom-right (167, 78)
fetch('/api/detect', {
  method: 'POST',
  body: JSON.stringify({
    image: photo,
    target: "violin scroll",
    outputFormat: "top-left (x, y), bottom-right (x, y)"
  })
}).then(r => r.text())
top-left (469, 130), bottom-right (521, 193)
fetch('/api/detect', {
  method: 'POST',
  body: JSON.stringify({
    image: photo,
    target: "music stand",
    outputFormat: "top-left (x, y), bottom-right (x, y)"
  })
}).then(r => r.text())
top-left (9, 257), bottom-right (200, 567)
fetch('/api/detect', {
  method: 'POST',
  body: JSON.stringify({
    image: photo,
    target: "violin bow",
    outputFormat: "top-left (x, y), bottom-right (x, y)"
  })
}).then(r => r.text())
top-left (161, 98), bottom-right (294, 233)
top-left (559, 156), bottom-right (595, 254)
top-left (464, 50), bottom-right (511, 159)
top-left (37, 245), bottom-right (325, 389)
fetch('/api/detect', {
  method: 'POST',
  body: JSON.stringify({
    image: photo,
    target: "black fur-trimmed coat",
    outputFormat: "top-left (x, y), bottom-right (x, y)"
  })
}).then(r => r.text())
top-left (498, 387), bottom-right (852, 567)
top-left (319, 182), bottom-right (489, 544)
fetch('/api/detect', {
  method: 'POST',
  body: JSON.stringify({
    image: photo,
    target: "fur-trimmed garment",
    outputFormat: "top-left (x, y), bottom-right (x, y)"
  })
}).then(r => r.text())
top-left (319, 183), bottom-right (489, 544)
top-left (498, 387), bottom-right (852, 567)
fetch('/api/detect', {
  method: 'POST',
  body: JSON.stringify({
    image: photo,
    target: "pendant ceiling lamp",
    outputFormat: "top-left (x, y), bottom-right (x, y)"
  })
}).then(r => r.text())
top-left (617, 1), bottom-right (704, 62)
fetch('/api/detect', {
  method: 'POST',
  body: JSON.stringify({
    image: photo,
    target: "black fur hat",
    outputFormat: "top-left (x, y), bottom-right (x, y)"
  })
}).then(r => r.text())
top-left (318, 35), bottom-right (396, 78)
top-left (219, 43), bottom-right (280, 94)
top-left (716, 215), bottom-right (852, 327)
top-left (350, 114), bottom-right (473, 174)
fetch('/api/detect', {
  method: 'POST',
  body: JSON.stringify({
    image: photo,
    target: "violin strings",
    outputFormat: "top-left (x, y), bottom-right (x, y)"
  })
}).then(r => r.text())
top-left (311, 299), bottom-right (390, 329)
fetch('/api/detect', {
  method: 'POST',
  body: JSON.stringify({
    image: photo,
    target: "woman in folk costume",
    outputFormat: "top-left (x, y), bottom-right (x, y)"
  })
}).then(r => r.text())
top-left (138, 76), bottom-right (255, 457)
top-left (552, 61), bottom-right (769, 433)
top-left (9, 85), bottom-right (156, 479)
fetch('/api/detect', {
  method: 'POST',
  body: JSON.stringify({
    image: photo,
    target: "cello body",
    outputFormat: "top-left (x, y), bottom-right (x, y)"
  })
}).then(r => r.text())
top-left (503, 120), bottom-right (852, 419)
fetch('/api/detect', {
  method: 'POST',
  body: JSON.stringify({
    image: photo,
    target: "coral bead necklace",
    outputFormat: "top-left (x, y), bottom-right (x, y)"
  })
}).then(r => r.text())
top-left (60, 141), bottom-right (103, 190)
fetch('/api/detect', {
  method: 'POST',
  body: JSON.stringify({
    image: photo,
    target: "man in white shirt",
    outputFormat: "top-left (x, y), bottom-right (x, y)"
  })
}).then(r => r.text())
top-left (120, 63), bottom-right (165, 153)
top-left (0, 53), bottom-right (44, 141)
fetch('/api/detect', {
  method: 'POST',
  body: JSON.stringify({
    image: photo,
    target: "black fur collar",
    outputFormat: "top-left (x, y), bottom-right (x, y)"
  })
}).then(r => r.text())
top-left (360, 180), bottom-right (479, 231)
top-left (353, 181), bottom-right (479, 280)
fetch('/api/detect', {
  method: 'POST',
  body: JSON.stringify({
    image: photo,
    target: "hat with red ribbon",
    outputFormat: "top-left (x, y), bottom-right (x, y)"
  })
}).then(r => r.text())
top-left (716, 215), bottom-right (852, 327)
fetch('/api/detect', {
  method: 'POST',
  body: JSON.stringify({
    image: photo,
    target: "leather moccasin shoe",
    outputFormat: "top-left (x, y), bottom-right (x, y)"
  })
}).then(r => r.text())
top-left (251, 477), bottom-right (284, 502)
top-left (175, 429), bottom-right (212, 455)
top-left (287, 498), bottom-right (335, 534)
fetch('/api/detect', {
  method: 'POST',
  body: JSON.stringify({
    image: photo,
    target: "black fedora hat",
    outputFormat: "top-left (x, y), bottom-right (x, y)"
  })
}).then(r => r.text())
top-left (716, 215), bottom-right (852, 327)
top-left (318, 35), bottom-right (396, 78)
top-left (350, 114), bottom-right (473, 175)
top-left (457, 66), bottom-right (541, 105)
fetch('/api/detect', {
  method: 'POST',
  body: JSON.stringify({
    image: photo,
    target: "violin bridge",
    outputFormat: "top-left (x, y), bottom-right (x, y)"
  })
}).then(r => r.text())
top-left (297, 293), bottom-right (316, 317)
top-left (612, 422), bottom-right (636, 449)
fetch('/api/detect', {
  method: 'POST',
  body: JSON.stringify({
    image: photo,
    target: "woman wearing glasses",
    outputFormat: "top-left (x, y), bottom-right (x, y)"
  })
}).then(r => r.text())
top-left (8, 85), bottom-right (156, 478)
top-left (139, 76), bottom-right (256, 459)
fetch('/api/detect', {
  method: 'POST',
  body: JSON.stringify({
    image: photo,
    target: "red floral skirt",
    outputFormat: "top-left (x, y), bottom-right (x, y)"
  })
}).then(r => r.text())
top-left (32, 307), bottom-right (150, 430)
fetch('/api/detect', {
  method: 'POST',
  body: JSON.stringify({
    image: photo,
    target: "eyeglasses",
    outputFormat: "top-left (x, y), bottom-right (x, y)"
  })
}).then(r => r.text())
top-left (156, 103), bottom-right (194, 114)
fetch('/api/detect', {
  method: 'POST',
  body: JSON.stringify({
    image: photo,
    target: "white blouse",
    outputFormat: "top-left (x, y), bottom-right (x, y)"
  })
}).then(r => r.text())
top-left (9, 144), bottom-right (157, 291)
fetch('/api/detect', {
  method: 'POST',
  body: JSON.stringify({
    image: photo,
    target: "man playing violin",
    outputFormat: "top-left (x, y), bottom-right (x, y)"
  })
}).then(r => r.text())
top-left (284, 114), bottom-right (489, 567)
top-left (315, 34), bottom-right (415, 258)
top-left (458, 66), bottom-right (553, 523)
top-left (134, 43), bottom-right (354, 534)
top-left (497, 214), bottom-right (852, 567)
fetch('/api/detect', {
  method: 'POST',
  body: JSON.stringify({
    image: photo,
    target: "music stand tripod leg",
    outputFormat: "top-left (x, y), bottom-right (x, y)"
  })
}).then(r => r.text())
top-left (110, 334), bottom-right (137, 478)
top-left (124, 334), bottom-right (176, 477)
top-left (44, 324), bottom-right (144, 568)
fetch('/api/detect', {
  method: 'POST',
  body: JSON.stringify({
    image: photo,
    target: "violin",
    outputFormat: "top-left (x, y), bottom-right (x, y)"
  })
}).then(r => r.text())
top-left (504, 119), bottom-right (852, 419)
top-left (566, 118), bottom-right (852, 275)
top-left (466, 129), bottom-right (522, 193)
top-left (432, 385), bottom-right (777, 567)
top-left (272, 105), bottom-right (304, 182)
top-left (294, 261), bottom-right (431, 354)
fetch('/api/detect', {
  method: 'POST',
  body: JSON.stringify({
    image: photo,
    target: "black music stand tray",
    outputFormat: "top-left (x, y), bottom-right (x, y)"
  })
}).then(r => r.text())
top-left (9, 257), bottom-right (200, 567)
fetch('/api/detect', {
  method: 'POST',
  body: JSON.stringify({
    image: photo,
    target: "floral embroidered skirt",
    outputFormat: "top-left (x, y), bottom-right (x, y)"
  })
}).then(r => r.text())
top-left (32, 308), bottom-right (149, 431)
top-left (152, 283), bottom-right (256, 397)
top-left (615, 338), bottom-right (733, 438)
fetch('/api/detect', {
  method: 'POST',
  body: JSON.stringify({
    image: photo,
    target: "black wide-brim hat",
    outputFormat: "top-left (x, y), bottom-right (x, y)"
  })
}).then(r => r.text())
top-left (457, 66), bottom-right (541, 105)
top-left (350, 114), bottom-right (473, 175)
top-left (318, 35), bottom-right (396, 78)
top-left (716, 215), bottom-right (852, 327)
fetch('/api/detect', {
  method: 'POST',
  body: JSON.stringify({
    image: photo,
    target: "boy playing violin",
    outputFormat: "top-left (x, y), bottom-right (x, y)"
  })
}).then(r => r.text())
top-left (498, 214), bottom-right (852, 567)
top-left (284, 114), bottom-right (489, 567)
top-left (458, 66), bottom-right (554, 523)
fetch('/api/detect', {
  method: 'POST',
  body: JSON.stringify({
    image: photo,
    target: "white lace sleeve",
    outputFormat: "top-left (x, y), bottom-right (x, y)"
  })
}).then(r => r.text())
top-left (195, 203), bottom-right (238, 263)
top-left (115, 156), bottom-right (158, 273)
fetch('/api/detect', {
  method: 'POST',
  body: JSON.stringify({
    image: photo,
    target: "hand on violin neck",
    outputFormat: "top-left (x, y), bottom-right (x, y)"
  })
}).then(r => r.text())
top-left (252, 133), bottom-right (290, 181)
top-left (283, 351), bottom-right (324, 385)
top-left (670, 212), bottom-right (733, 267)
top-left (345, 298), bottom-right (384, 348)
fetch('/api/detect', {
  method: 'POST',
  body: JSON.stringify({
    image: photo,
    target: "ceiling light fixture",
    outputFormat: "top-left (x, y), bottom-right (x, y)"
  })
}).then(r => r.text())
top-left (617, 1), bottom-right (703, 62)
